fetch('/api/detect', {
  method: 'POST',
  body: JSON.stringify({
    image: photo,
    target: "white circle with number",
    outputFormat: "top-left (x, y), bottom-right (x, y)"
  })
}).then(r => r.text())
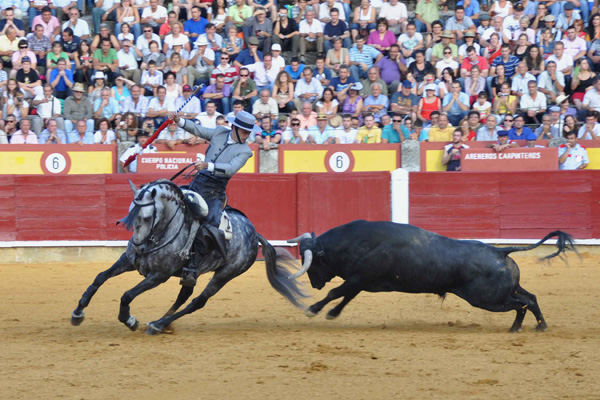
top-left (45, 153), bottom-right (67, 174)
top-left (328, 152), bottom-right (351, 173)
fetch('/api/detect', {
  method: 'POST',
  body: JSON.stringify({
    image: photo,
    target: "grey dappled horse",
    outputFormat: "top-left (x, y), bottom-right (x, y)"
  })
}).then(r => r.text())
top-left (70, 179), bottom-right (308, 334)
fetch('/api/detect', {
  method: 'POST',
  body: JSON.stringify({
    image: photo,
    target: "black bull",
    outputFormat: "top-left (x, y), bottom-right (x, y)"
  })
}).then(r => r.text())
top-left (289, 220), bottom-right (577, 332)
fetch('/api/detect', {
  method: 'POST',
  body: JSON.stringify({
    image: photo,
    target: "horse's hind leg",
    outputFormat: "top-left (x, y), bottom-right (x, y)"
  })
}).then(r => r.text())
top-left (118, 273), bottom-right (169, 331)
top-left (71, 253), bottom-right (134, 326)
top-left (162, 286), bottom-right (194, 318)
top-left (146, 272), bottom-right (233, 334)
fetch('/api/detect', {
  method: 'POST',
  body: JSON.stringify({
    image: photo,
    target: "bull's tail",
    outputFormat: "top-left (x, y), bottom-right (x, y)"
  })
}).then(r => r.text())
top-left (499, 230), bottom-right (578, 260)
top-left (258, 234), bottom-right (310, 310)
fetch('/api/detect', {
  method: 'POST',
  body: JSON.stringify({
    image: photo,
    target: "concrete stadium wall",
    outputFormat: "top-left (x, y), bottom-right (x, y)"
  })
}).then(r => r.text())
top-left (0, 172), bottom-right (391, 243)
top-left (409, 170), bottom-right (600, 240)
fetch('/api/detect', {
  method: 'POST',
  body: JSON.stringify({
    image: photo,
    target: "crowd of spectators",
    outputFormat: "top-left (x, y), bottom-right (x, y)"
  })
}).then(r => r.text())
top-left (0, 0), bottom-right (598, 170)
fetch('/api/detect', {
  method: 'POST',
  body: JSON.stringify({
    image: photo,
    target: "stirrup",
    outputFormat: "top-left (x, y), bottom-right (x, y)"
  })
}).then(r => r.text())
top-left (180, 267), bottom-right (197, 287)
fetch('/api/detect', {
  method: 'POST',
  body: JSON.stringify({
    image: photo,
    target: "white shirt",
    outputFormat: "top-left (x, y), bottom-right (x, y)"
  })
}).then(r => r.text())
top-left (561, 37), bottom-right (587, 60)
top-left (164, 34), bottom-right (189, 50)
top-left (175, 95), bottom-right (202, 114)
top-left (299, 19), bottom-right (323, 41)
top-left (546, 54), bottom-right (574, 73)
top-left (97, 0), bottom-right (120, 12)
top-left (583, 88), bottom-right (600, 112)
top-left (136, 33), bottom-right (162, 56)
top-left (294, 77), bottom-right (324, 102)
top-left (195, 112), bottom-right (222, 129)
top-left (62, 19), bottom-right (90, 38)
top-left (335, 127), bottom-right (358, 144)
top-left (379, 1), bottom-right (407, 21)
top-left (482, 27), bottom-right (510, 44)
top-left (559, 143), bottom-right (589, 170)
top-left (148, 97), bottom-right (169, 113)
top-left (319, 2), bottom-right (347, 20)
top-left (577, 123), bottom-right (600, 140)
top-left (520, 92), bottom-right (547, 113)
top-left (141, 70), bottom-right (163, 87)
top-left (34, 95), bottom-right (62, 119)
top-left (189, 47), bottom-right (215, 72)
top-left (141, 5), bottom-right (167, 21)
top-left (537, 71), bottom-right (565, 95)
top-left (511, 72), bottom-right (536, 95)
top-left (94, 129), bottom-right (116, 144)
top-left (272, 55), bottom-right (285, 71)
top-left (282, 128), bottom-right (309, 143)
top-left (251, 97), bottom-right (278, 118)
top-left (117, 48), bottom-right (139, 70)
top-left (247, 62), bottom-right (278, 86)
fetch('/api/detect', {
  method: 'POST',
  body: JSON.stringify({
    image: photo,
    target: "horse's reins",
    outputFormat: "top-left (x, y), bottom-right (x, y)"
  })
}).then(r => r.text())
top-left (131, 184), bottom-right (186, 256)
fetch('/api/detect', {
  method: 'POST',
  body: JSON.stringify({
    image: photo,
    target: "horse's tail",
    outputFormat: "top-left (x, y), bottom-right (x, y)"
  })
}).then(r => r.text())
top-left (258, 234), bottom-right (310, 310)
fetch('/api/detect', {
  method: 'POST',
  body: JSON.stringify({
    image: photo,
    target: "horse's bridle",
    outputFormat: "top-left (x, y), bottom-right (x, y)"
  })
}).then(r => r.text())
top-left (131, 186), bottom-right (186, 256)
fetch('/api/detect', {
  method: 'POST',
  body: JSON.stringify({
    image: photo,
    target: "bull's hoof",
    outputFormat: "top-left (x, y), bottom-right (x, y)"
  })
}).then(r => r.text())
top-left (70, 310), bottom-right (85, 326)
top-left (126, 316), bottom-right (139, 331)
top-left (305, 309), bottom-right (317, 318)
top-left (146, 322), bottom-right (163, 335)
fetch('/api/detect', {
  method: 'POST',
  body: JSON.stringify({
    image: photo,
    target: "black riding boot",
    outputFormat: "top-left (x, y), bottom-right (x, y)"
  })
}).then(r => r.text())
top-left (180, 225), bottom-right (228, 287)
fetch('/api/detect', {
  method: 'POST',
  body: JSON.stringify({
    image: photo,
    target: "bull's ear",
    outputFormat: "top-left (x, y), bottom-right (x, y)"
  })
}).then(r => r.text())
top-left (311, 232), bottom-right (316, 239)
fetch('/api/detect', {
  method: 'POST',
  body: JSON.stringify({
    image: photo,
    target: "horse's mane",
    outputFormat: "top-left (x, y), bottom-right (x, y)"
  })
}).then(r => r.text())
top-left (118, 179), bottom-right (186, 231)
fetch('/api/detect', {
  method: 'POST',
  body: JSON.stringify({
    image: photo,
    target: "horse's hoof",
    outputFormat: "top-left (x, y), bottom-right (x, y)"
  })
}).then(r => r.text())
top-left (126, 316), bottom-right (139, 331)
top-left (325, 312), bottom-right (339, 320)
top-left (305, 309), bottom-right (317, 318)
top-left (536, 324), bottom-right (548, 332)
top-left (146, 323), bottom-right (162, 335)
top-left (509, 327), bottom-right (522, 333)
top-left (70, 310), bottom-right (85, 326)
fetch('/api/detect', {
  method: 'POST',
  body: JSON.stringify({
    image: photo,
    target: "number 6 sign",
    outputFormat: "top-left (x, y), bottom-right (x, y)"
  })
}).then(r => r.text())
top-left (325, 150), bottom-right (355, 173)
top-left (41, 151), bottom-right (71, 175)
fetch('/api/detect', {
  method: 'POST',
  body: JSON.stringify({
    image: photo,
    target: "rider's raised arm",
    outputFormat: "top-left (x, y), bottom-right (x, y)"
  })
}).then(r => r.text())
top-left (213, 147), bottom-right (253, 177)
top-left (178, 119), bottom-right (229, 141)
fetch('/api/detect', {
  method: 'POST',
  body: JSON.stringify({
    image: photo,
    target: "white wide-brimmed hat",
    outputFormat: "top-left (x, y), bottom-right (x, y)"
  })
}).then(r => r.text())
top-left (226, 111), bottom-right (262, 134)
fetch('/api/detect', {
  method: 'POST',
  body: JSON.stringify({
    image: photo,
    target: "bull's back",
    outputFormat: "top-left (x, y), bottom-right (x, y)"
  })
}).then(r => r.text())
top-left (320, 221), bottom-right (510, 294)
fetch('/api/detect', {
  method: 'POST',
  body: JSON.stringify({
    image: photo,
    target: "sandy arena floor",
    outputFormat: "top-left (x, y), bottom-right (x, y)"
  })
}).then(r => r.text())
top-left (1, 254), bottom-right (599, 400)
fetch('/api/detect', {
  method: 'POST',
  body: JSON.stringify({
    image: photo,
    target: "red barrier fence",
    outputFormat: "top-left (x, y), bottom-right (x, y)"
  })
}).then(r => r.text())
top-left (0, 172), bottom-right (391, 242)
top-left (409, 170), bottom-right (600, 239)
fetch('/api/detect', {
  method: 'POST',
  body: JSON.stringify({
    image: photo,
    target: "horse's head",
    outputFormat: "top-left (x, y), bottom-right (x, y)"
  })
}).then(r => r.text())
top-left (119, 180), bottom-right (173, 251)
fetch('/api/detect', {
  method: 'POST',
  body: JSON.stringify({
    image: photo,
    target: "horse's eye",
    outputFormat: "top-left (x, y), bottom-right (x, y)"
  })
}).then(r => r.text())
top-left (143, 216), bottom-right (152, 222)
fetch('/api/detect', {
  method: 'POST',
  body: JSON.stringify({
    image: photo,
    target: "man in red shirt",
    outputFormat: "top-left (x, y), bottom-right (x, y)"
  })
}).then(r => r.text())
top-left (460, 46), bottom-right (489, 79)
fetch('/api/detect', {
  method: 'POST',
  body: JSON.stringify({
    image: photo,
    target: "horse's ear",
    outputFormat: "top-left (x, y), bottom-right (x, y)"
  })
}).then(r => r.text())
top-left (128, 180), bottom-right (138, 193)
top-left (151, 188), bottom-right (157, 199)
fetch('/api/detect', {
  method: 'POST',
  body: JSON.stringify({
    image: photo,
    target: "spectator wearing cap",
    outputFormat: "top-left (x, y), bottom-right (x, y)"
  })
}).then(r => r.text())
top-left (188, 37), bottom-right (215, 86)
top-left (184, 6), bottom-right (208, 46)
top-left (477, 14), bottom-right (491, 38)
top-left (67, 120), bottom-right (95, 145)
top-left (16, 56), bottom-right (42, 99)
top-left (417, 83), bottom-right (441, 124)
top-left (349, 35), bottom-right (382, 82)
top-left (299, 10), bottom-right (323, 63)
top-left (272, 5), bottom-right (300, 54)
top-left (556, 2), bottom-right (583, 32)
top-left (457, 31), bottom-right (480, 64)
top-left (431, 30), bottom-right (458, 64)
top-left (270, 43), bottom-right (285, 72)
top-left (39, 119), bottom-right (67, 144)
top-left (323, 8), bottom-right (351, 53)
top-left (31, 6), bottom-right (59, 42)
top-left (391, 80), bottom-right (419, 122)
top-left (445, 6), bottom-right (475, 43)
top-left (307, 113), bottom-right (336, 144)
top-left (489, 129), bottom-right (518, 152)
top-left (233, 36), bottom-right (264, 68)
top-left (10, 40), bottom-right (37, 79)
top-left (64, 83), bottom-right (95, 134)
top-left (175, 85), bottom-right (201, 120)
top-left (49, 57), bottom-right (74, 100)
top-left (534, 113), bottom-right (560, 139)
top-left (120, 131), bottom-right (158, 173)
top-left (243, 7), bottom-right (272, 53)
top-left (376, 44), bottom-right (404, 92)
top-left (293, 67), bottom-right (324, 110)
top-left (0, 8), bottom-right (25, 37)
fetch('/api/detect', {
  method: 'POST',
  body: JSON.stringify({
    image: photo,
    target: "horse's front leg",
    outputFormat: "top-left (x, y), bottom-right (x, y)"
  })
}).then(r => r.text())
top-left (162, 285), bottom-right (195, 319)
top-left (118, 272), bottom-right (170, 331)
top-left (71, 253), bottom-right (135, 326)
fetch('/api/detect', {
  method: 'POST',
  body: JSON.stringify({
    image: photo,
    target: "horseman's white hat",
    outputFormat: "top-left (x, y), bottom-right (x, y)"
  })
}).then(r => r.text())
top-left (226, 111), bottom-right (262, 134)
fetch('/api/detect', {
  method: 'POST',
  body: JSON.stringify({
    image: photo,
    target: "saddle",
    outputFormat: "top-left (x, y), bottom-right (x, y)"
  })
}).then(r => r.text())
top-left (182, 189), bottom-right (233, 240)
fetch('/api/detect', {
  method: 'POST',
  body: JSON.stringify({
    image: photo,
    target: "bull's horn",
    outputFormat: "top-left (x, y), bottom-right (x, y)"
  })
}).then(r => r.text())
top-left (128, 180), bottom-right (138, 193)
top-left (287, 233), bottom-right (311, 244)
top-left (290, 250), bottom-right (313, 279)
